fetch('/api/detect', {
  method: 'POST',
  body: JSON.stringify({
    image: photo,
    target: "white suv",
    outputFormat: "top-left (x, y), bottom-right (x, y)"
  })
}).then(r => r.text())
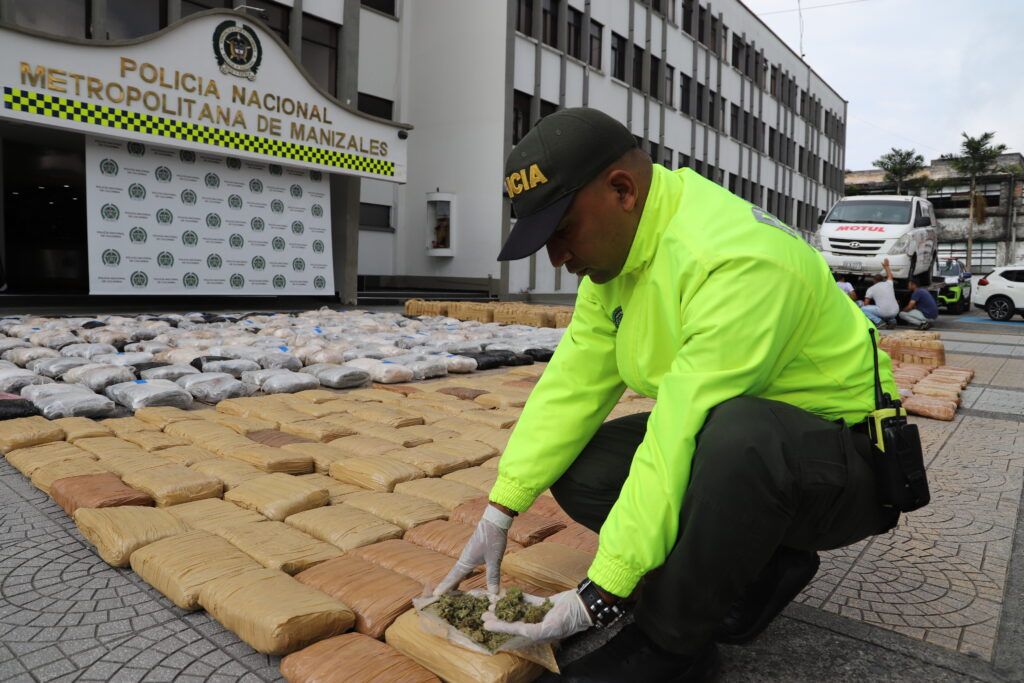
top-left (973, 265), bottom-right (1024, 321)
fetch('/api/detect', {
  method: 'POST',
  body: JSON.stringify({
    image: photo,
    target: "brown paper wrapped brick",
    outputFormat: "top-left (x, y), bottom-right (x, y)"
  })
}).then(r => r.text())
top-left (158, 445), bottom-right (220, 466)
top-left (248, 429), bottom-right (316, 448)
top-left (545, 523), bottom-right (599, 555)
top-left (219, 521), bottom-right (341, 574)
top-left (503, 543), bottom-right (592, 593)
top-left (280, 632), bottom-right (440, 683)
top-left (165, 497), bottom-right (266, 533)
top-left (352, 539), bottom-right (469, 588)
top-left (404, 520), bottom-right (524, 559)
top-left (6, 441), bottom-right (92, 476)
top-left (343, 492), bottom-right (447, 531)
top-left (73, 506), bottom-right (190, 567)
top-left (329, 456), bottom-right (424, 492)
top-left (442, 466), bottom-right (499, 494)
top-left (52, 417), bottom-right (111, 442)
top-left (189, 458), bottom-right (265, 490)
top-left (98, 451), bottom-right (172, 477)
top-left (202, 411), bottom-right (277, 435)
top-left (134, 406), bottom-right (204, 429)
top-left (50, 473), bottom-right (153, 516)
top-left (31, 457), bottom-right (111, 494)
top-left (350, 405), bottom-right (425, 429)
top-left (296, 473), bottom-right (364, 503)
top-left (122, 464), bottom-right (223, 507)
top-left (0, 415), bottom-right (64, 454)
top-left (325, 435), bottom-right (402, 459)
top-left (225, 473), bottom-right (329, 521)
top-left (452, 497), bottom-right (566, 546)
top-left (394, 478), bottom-right (484, 511)
top-left (282, 442), bottom-right (355, 473)
top-left (285, 504), bottom-right (403, 551)
top-left (223, 444), bottom-right (314, 474)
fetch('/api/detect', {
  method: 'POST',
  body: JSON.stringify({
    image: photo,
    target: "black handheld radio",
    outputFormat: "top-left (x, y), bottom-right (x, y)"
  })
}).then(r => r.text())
top-left (867, 329), bottom-right (930, 513)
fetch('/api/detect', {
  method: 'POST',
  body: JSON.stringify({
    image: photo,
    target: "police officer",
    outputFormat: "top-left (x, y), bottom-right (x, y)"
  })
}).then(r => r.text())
top-left (435, 108), bottom-right (899, 682)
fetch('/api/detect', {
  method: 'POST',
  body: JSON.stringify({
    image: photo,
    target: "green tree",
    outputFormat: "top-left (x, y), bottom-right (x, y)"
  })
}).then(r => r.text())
top-left (943, 132), bottom-right (1008, 269)
top-left (872, 148), bottom-right (925, 195)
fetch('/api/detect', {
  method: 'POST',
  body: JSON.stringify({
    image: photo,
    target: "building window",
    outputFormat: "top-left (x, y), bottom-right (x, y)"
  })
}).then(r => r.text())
top-left (181, 0), bottom-right (231, 18)
top-left (696, 83), bottom-right (705, 123)
top-left (542, 0), bottom-right (558, 48)
top-left (588, 20), bottom-right (603, 69)
top-left (361, 0), bottom-right (396, 17)
top-left (665, 65), bottom-right (675, 107)
top-left (680, 73), bottom-right (691, 115)
top-left (516, 0), bottom-right (534, 36)
top-left (611, 32), bottom-right (627, 81)
top-left (8, 0), bottom-right (88, 38)
top-left (731, 104), bottom-right (740, 140)
top-left (358, 93), bottom-right (394, 120)
top-left (649, 54), bottom-right (661, 99)
top-left (633, 45), bottom-right (645, 90)
top-left (513, 90), bottom-right (532, 144)
top-left (103, 0), bottom-right (166, 40)
top-left (708, 90), bottom-right (717, 128)
top-left (567, 7), bottom-right (583, 59)
top-left (679, 152), bottom-right (691, 169)
top-left (359, 202), bottom-right (392, 229)
top-left (663, 146), bottom-right (674, 168)
top-left (540, 99), bottom-right (558, 119)
top-left (246, 0), bottom-right (289, 44)
top-left (649, 141), bottom-right (660, 164)
top-left (302, 13), bottom-right (339, 97)
top-left (697, 5), bottom-right (706, 44)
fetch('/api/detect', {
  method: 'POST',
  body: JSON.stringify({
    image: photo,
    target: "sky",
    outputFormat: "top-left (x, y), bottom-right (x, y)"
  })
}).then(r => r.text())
top-left (743, 0), bottom-right (1024, 171)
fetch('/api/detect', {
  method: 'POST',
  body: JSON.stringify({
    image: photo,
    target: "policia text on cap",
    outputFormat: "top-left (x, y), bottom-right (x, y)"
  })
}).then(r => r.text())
top-left (435, 108), bottom-right (924, 682)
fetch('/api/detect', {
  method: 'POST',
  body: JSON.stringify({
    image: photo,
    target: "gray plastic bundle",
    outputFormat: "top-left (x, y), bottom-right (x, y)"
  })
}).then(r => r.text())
top-left (27, 356), bottom-right (92, 379)
top-left (61, 343), bottom-right (119, 359)
top-left (0, 337), bottom-right (31, 353)
top-left (0, 368), bottom-right (54, 393)
top-left (387, 354), bottom-right (448, 380)
top-left (29, 330), bottom-right (80, 350)
top-left (93, 352), bottom-right (155, 367)
top-left (176, 373), bottom-right (254, 403)
top-left (443, 354), bottom-right (478, 374)
top-left (343, 358), bottom-right (413, 384)
top-left (105, 379), bottom-right (193, 410)
top-left (261, 371), bottom-right (319, 394)
top-left (198, 359), bottom-right (261, 378)
top-left (139, 364), bottom-right (200, 381)
top-left (257, 351), bottom-right (303, 371)
top-left (74, 365), bottom-right (137, 392)
top-left (124, 341), bottom-right (171, 354)
top-left (299, 363), bottom-right (371, 389)
top-left (21, 383), bottom-right (116, 419)
top-left (240, 368), bottom-right (292, 386)
top-left (3, 346), bottom-right (60, 366)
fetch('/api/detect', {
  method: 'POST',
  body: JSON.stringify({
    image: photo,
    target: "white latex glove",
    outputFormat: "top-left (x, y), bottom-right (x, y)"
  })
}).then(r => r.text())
top-left (482, 589), bottom-right (594, 644)
top-left (433, 505), bottom-right (513, 596)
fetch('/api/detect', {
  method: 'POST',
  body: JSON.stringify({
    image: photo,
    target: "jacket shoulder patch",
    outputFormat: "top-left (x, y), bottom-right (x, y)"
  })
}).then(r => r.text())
top-left (751, 206), bottom-right (799, 238)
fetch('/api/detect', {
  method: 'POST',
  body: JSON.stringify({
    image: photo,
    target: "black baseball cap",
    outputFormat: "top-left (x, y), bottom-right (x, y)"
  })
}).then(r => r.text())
top-left (498, 107), bottom-right (638, 261)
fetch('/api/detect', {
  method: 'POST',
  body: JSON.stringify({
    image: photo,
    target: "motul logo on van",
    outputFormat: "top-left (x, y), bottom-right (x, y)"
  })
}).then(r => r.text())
top-left (834, 226), bottom-right (886, 232)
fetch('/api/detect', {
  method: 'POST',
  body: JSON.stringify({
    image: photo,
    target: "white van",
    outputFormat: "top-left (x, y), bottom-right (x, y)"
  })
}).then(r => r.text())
top-left (818, 195), bottom-right (938, 283)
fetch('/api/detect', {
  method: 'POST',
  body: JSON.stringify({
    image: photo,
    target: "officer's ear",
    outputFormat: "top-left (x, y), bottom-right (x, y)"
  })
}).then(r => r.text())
top-left (606, 169), bottom-right (640, 212)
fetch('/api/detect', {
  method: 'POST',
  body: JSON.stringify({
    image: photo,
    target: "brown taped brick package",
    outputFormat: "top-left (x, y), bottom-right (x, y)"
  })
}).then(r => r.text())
top-left (134, 406), bottom-right (204, 429)
top-left (0, 415), bottom-right (64, 454)
top-left (281, 442), bottom-right (355, 473)
top-left (280, 419), bottom-right (356, 443)
top-left (121, 426), bottom-right (190, 451)
top-left (285, 504), bottom-right (403, 551)
top-left (122, 464), bottom-right (223, 507)
top-left (295, 473), bottom-right (364, 503)
top-left (165, 498), bottom-right (266, 533)
top-left (343, 492), bottom-right (448, 531)
top-left (198, 567), bottom-right (354, 655)
top-left (903, 396), bottom-right (957, 421)
top-left (219, 521), bottom-right (341, 574)
top-left (225, 473), bottom-right (329, 521)
top-left (189, 458), bottom-right (264, 490)
top-left (295, 555), bottom-right (423, 638)
top-left (202, 412), bottom-right (277, 435)
top-left (280, 632), bottom-right (440, 683)
top-left (502, 542), bottom-right (592, 593)
top-left (385, 610), bottom-right (541, 683)
top-left (383, 444), bottom-right (475, 477)
top-left (248, 429), bottom-right (316, 448)
top-left (545, 523), bottom-right (599, 555)
top-left (393, 478), bottom-right (483, 511)
top-left (103, 417), bottom-right (157, 436)
top-left (325, 435), bottom-right (401, 459)
top-left (31, 458), bottom-right (110, 494)
top-left (352, 539), bottom-right (470, 588)
top-left (73, 506), bottom-right (190, 567)
top-left (50, 473), bottom-right (153, 516)
top-left (350, 404), bottom-right (425, 429)
top-left (223, 444), bottom-right (314, 474)
top-left (52, 417), bottom-right (111, 441)
top-left (403, 520), bottom-right (524, 558)
top-left (158, 445), bottom-right (220, 467)
top-left (130, 530), bottom-right (263, 609)
top-left (437, 386), bottom-right (490, 401)
top-left (6, 441), bottom-right (92, 477)
top-left (97, 452), bottom-right (167, 478)
top-left (329, 456), bottom-right (424, 492)
top-left (443, 466), bottom-right (499, 494)
top-left (452, 497), bottom-right (566, 546)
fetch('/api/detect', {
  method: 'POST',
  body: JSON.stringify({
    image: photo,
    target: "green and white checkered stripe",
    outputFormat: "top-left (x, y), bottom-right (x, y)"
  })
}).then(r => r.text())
top-left (3, 86), bottom-right (395, 178)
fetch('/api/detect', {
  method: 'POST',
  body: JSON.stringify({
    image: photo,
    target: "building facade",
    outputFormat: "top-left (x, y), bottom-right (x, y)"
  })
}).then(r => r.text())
top-left (845, 153), bottom-right (1024, 273)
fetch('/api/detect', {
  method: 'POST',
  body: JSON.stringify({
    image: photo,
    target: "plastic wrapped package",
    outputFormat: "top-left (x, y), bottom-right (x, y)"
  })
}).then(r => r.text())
top-left (0, 368), bottom-right (54, 394)
top-left (262, 372), bottom-right (320, 394)
top-left (461, 410), bottom-right (520, 430)
top-left (134, 406), bottom-right (202, 429)
top-left (72, 506), bottom-right (190, 567)
top-left (451, 498), bottom-right (566, 546)
top-left (476, 392), bottom-right (530, 410)
top-left (323, 435), bottom-right (401, 459)
top-left (140, 364), bottom-right (200, 381)
top-left (501, 542), bottom-right (592, 593)
top-left (124, 341), bottom-right (171, 355)
top-left (122, 464), bottom-right (223, 506)
top-left (342, 492), bottom-right (447, 531)
top-left (295, 473), bottom-right (365, 504)
top-left (351, 540), bottom-right (468, 588)
top-left (384, 443), bottom-right (474, 477)
top-left (223, 444), bottom-right (314, 474)
top-left (225, 473), bottom-right (329, 521)
top-left (442, 466), bottom-right (498, 494)
top-left (27, 356), bottom-right (91, 378)
top-left (197, 567), bottom-right (354, 655)
top-left (194, 357), bottom-right (262, 378)
top-left (0, 415), bottom-right (64, 453)
top-left (201, 411), bottom-right (276, 435)
top-left (165, 497), bottom-right (267, 533)
top-left (75, 435), bottom-right (144, 458)
top-left (308, 348), bottom-right (351, 365)
top-left (51, 472), bottom-right (153, 516)
top-left (247, 428), bottom-right (314, 448)
top-left (105, 379), bottom-right (194, 410)
top-left (181, 374), bottom-right (254, 403)
top-left (101, 416), bottom-right (157, 436)
top-left (295, 555), bottom-right (424, 639)
top-left (30, 457), bottom-right (110, 493)
top-left (6, 441), bottom-right (93, 476)
top-left (903, 396), bottom-right (957, 421)
top-left (119, 429), bottom-right (189, 452)
top-left (158, 445), bottom-right (220, 466)
top-left (344, 359), bottom-right (414, 384)
top-left (285, 504), bottom-right (404, 551)
top-left (329, 456), bottom-right (425, 492)
top-left (404, 520), bottom-right (524, 559)
top-left (130, 529), bottom-right (264, 609)
top-left (300, 363), bottom-right (371, 389)
top-left (281, 398), bottom-right (353, 419)
top-left (524, 497), bottom-right (576, 525)
top-left (393, 478), bottom-right (484, 512)
top-left (74, 365), bottom-right (137, 392)
top-left (280, 443), bottom-right (354, 474)
top-left (158, 348), bottom-right (204, 366)
top-left (275, 419), bottom-right (350, 443)
top-left (545, 523), bottom-right (599, 554)
top-left (388, 355), bottom-right (448, 381)
top-left (52, 416), bottom-right (111, 441)
top-left (60, 342), bottom-right (118, 359)
top-left (259, 351), bottom-right (304, 371)
top-left (4, 346), bottom-right (61, 366)
top-left (93, 352), bottom-right (154, 367)
top-left (22, 384), bottom-right (116, 419)
top-left (218, 521), bottom-right (342, 575)
top-left (0, 337), bottom-right (31, 353)
top-left (349, 404), bottom-right (425, 429)
top-left (0, 393), bottom-right (41, 419)
top-left (443, 355), bottom-right (478, 374)
top-left (280, 633), bottom-right (440, 683)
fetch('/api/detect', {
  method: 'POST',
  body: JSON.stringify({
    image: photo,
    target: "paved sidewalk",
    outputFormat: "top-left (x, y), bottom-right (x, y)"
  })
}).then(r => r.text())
top-left (1, 318), bottom-right (1023, 682)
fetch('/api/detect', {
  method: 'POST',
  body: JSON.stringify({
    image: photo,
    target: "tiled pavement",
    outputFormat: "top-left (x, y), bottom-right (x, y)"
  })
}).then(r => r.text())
top-left (2, 321), bottom-right (1024, 682)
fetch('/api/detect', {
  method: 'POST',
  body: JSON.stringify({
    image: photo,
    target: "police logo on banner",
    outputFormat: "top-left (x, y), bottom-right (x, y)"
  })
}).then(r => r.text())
top-left (101, 249), bottom-right (121, 266)
top-left (179, 150), bottom-right (196, 163)
top-left (206, 213), bottom-right (222, 229)
top-left (312, 240), bottom-right (325, 254)
top-left (181, 189), bottom-right (197, 205)
top-left (291, 221), bottom-right (304, 235)
top-left (156, 209), bottom-right (173, 225)
top-left (229, 234), bottom-right (244, 249)
top-left (213, 20), bottom-right (263, 81)
top-left (130, 226), bottom-right (148, 244)
top-left (249, 178), bottom-right (263, 194)
top-left (292, 258), bottom-right (306, 272)
top-left (226, 157), bottom-right (241, 170)
top-left (270, 199), bottom-right (284, 214)
top-left (154, 166), bottom-right (173, 183)
top-left (313, 276), bottom-right (326, 289)
top-left (311, 204), bottom-right (323, 218)
top-left (157, 251), bottom-right (175, 268)
top-left (99, 158), bottom-right (118, 176)
top-left (228, 194), bottom-right (243, 209)
top-left (128, 183), bottom-right (146, 200)
top-left (130, 271), bottom-right (149, 288)
top-left (251, 255), bottom-right (266, 271)
top-left (205, 173), bottom-right (220, 189)
top-left (272, 275), bottom-right (287, 289)
top-left (250, 217), bottom-right (265, 232)
top-left (272, 236), bottom-right (286, 252)
top-left (207, 253), bottom-right (223, 269)
top-left (229, 273), bottom-right (245, 289)
top-left (181, 230), bottom-right (199, 247)
top-left (127, 142), bottom-right (145, 157)
top-left (289, 184), bottom-right (303, 198)
top-left (182, 272), bottom-right (200, 288)
top-left (100, 203), bottom-right (119, 221)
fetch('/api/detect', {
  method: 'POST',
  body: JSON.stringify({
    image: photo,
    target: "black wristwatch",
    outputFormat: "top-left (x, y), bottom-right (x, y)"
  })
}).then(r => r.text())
top-left (577, 578), bottom-right (626, 628)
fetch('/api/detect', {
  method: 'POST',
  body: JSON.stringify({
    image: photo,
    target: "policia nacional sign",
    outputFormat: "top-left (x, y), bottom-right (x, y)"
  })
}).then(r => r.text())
top-left (0, 11), bottom-right (409, 180)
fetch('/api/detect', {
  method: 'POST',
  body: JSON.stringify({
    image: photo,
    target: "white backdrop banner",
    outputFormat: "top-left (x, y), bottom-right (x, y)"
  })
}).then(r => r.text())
top-left (85, 135), bottom-right (334, 295)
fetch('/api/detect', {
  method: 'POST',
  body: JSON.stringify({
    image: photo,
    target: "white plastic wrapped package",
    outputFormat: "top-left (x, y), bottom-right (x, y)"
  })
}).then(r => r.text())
top-left (105, 379), bottom-right (193, 410)
top-left (0, 368), bottom-right (54, 393)
top-left (258, 350), bottom-right (303, 371)
top-left (62, 363), bottom-right (107, 384)
top-left (260, 371), bottom-right (320, 394)
top-left (29, 330), bottom-right (80, 350)
top-left (61, 343), bottom-right (118, 359)
top-left (4, 346), bottom-right (60, 366)
top-left (445, 342), bottom-right (484, 355)
top-left (27, 356), bottom-right (91, 378)
top-left (0, 337), bottom-right (31, 353)
top-left (299, 363), bottom-right (370, 389)
top-left (197, 359), bottom-right (260, 377)
top-left (76, 365), bottom-right (137, 392)
top-left (344, 358), bottom-right (413, 384)
top-left (92, 352), bottom-right (154, 367)
top-left (443, 354), bottom-right (478, 374)
top-left (388, 354), bottom-right (448, 380)
top-left (240, 368), bottom-right (293, 386)
top-left (22, 383), bottom-right (116, 419)
top-left (157, 349), bottom-right (203, 365)
top-left (79, 328), bottom-right (131, 347)
top-left (176, 373), bottom-right (254, 403)
top-left (124, 341), bottom-right (171, 354)
top-left (308, 348), bottom-right (349, 365)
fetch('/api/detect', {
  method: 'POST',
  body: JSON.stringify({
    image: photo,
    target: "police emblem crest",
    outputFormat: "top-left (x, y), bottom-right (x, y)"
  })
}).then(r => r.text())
top-left (213, 20), bottom-right (263, 81)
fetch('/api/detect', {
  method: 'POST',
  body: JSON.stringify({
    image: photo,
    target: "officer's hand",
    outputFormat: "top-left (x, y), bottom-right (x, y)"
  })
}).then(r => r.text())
top-left (482, 589), bottom-right (593, 644)
top-left (433, 504), bottom-right (513, 596)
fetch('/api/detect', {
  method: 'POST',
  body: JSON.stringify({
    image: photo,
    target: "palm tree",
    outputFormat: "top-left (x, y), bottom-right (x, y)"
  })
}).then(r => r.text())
top-left (943, 132), bottom-right (1007, 269)
top-left (873, 148), bottom-right (925, 195)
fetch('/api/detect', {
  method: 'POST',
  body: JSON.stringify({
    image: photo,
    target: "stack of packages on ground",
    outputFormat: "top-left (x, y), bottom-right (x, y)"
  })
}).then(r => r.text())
top-left (0, 309), bottom-right (572, 420)
top-left (405, 300), bottom-right (575, 329)
top-left (883, 331), bottom-right (974, 421)
top-left (0, 357), bottom-right (656, 683)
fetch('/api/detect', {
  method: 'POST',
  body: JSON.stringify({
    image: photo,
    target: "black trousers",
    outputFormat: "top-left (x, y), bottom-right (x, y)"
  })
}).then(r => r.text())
top-left (551, 396), bottom-right (898, 655)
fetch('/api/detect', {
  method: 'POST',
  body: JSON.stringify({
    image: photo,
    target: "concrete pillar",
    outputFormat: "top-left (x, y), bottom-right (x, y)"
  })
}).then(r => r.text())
top-left (330, 0), bottom-right (361, 305)
top-left (289, 0), bottom-right (303, 60)
top-left (91, 0), bottom-right (108, 39)
top-left (167, 0), bottom-right (181, 24)
top-left (499, 0), bottom-right (517, 299)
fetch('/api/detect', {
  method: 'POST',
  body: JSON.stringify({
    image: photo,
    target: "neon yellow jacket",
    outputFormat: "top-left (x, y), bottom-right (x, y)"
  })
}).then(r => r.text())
top-left (489, 165), bottom-right (897, 598)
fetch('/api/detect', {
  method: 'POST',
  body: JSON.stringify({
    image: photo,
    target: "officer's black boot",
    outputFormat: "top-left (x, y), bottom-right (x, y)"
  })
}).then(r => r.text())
top-left (717, 547), bottom-right (820, 645)
top-left (538, 622), bottom-right (718, 683)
